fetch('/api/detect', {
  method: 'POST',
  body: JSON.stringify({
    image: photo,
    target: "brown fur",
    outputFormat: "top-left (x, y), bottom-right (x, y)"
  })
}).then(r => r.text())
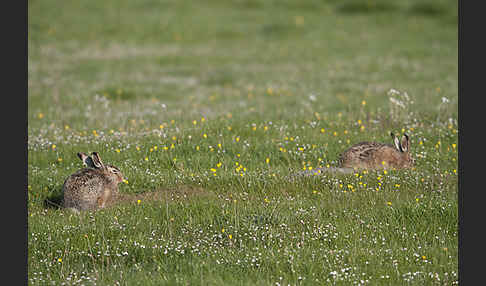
top-left (62, 152), bottom-right (124, 212)
top-left (338, 133), bottom-right (414, 170)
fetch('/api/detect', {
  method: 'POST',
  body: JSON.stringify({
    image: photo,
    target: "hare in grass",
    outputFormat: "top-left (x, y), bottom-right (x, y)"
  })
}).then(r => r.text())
top-left (62, 152), bottom-right (124, 212)
top-left (338, 132), bottom-right (414, 170)
top-left (301, 132), bottom-right (414, 176)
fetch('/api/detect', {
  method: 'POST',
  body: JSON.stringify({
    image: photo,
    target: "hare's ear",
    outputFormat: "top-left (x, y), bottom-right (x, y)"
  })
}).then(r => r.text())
top-left (391, 132), bottom-right (401, 151)
top-left (91, 152), bottom-right (105, 169)
top-left (400, 133), bottom-right (410, 152)
top-left (77, 152), bottom-right (96, 168)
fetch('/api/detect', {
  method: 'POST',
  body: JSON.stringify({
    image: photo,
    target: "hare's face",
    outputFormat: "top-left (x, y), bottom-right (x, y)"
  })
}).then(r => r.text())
top-left (106, 165), bottom-right (124, 184)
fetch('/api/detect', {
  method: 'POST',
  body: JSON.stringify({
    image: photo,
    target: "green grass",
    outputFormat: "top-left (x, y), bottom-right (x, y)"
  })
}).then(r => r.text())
top-left (28, 0), bottom-right (457, 285)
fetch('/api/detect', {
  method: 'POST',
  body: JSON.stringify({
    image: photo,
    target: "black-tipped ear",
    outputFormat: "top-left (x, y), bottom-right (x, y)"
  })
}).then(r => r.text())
top-left (77, 152), bottom-right (96, 168)
top-left (400, 133), bottom-right (410, 152)
top-left (391, 132), bottom-right (402, 151)
top-left (77, 152), bottom-right (87, 161)
top-left (91, 152), bottom-right (105, 169)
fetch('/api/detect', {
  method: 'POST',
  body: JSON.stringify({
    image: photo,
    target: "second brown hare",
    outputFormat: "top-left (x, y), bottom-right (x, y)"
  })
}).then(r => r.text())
top-left (339, 132), bottom-right (414, 170)
top-left (299, 132), bottom-right (414, 176)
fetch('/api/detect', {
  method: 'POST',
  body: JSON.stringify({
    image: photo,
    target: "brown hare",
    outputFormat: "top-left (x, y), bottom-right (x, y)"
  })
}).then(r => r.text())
top-left (298, 132), bottom-right (414, 176)
top-left (339, 132), bottom-right (414, 170)
top-left (62, 152), bottom-right (124, 212)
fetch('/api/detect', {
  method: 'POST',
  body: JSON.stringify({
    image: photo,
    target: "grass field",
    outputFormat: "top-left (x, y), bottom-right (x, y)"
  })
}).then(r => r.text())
top-left (28, 0), bottom-right (458, 285)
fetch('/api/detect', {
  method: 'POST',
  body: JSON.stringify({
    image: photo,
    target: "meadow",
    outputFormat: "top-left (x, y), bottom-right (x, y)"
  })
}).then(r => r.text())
top-left (28, 0), bottom-right (458, 285)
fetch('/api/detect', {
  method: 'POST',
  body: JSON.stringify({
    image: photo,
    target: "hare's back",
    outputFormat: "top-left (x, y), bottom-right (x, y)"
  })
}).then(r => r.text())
top-left (339, 142), bottom-right (396, 167)
top-left (63, 169), bottom-right (106, 195)
top-left (342, 141), bottom-right (392, 156)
